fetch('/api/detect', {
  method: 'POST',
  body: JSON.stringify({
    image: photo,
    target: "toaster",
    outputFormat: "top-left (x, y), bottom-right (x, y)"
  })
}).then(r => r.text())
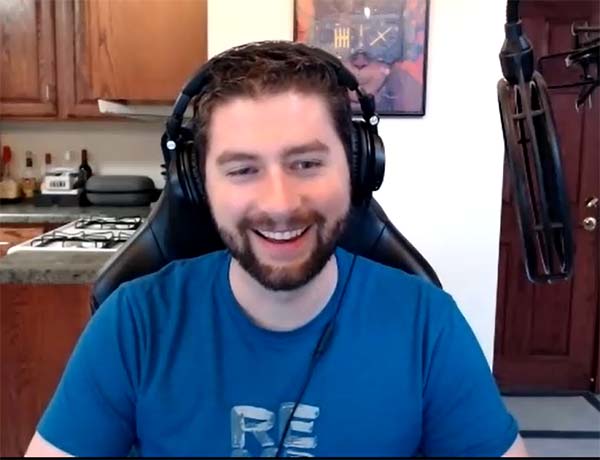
top-left (41, 168), bottom-right (82, 193)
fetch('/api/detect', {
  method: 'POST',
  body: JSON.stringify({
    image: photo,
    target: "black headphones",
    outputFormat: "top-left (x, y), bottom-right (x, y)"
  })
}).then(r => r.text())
top-left (160, 40), bottom-right (386, 208)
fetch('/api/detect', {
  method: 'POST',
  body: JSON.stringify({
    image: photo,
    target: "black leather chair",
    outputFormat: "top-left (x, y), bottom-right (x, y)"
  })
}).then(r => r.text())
top-left (91, 162), bottom-right (442, 313)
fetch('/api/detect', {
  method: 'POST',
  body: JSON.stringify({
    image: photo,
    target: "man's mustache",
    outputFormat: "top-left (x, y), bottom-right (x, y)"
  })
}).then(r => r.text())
top-left (237, 210), bottom-right (326, 232)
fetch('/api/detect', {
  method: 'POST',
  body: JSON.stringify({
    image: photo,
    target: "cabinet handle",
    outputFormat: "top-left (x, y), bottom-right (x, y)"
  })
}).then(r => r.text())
top-left (0, 242), bottom-right (10, 246)
top-left (44, 84), bottom-right (56, 101)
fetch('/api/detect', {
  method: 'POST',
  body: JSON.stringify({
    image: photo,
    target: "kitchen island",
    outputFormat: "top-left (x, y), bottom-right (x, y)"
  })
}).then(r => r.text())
top-left (1, 280), bottom-right (92, 457)
top-left (0, 205), bottom-right (151, 457)
top-left (0, 251), bottom-right (113, 284)
top-left (0, 203), bottom-right (151, 278)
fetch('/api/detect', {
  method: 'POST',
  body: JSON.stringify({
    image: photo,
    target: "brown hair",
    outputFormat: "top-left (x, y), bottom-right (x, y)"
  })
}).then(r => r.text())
top-left (191, 41), bottom-right (353, 180)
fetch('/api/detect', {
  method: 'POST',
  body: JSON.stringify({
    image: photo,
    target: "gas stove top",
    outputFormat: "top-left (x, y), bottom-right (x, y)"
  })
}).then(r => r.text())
top-left (74, 216), bottom-right (143, 231)
top-left (29, 230), bottom-right (132, 250)
top-left (7, 215), bottom-right (144, 254)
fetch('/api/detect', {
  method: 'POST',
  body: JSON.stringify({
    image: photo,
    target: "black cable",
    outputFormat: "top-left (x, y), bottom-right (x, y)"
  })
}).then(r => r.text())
top-left (506, 0), bottom-right (519, 24)
top-left (274, 253), bottom-right (358, 457)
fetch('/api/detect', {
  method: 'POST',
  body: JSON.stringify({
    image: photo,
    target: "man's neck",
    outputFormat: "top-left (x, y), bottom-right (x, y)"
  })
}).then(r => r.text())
top-left (229, 255), bottom-right (338, 332)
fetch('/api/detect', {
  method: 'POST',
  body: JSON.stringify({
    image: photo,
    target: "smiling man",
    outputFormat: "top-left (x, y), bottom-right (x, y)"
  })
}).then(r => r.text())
top-left (26, 41), bottom-right (527, 457)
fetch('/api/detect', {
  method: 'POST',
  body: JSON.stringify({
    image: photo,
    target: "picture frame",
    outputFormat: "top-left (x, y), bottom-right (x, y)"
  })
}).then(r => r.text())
top-left (294, 0), bottom-right (430, 117)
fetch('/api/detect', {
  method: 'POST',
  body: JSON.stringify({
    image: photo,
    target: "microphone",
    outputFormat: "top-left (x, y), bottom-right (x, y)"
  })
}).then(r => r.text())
top-left (497, 0), bottom-right (574, 284)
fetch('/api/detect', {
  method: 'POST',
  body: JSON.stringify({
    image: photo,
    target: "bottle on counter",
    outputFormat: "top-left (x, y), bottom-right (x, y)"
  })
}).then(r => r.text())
top-left (0, 145), bottom-right (20, 200)
top-left (1, 145), bottom-right (12, 181)
top-left (63, 150), bottom-right (76, 171)
top-left (20, 150), bottom-right (38, 198)
top-left (39, 152), bottom-right (52, 193)
top-left (42, 152), bottom-right (52, 176)
top-left (78, 149), bottom-right (93, 182)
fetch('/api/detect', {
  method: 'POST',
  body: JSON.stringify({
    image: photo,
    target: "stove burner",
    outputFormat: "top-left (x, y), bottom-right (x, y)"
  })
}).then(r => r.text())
top-left (75, 216), bottom-right (143, 231)
top-left (30, 231), bottom-right (129, 249)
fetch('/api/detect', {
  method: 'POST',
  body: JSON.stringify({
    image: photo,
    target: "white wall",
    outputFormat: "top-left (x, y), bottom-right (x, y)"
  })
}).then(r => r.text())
top-left (207, 0), bottom-right (294, 56)
top-left (0, 0), bottom-right (507, 365)
top-left (375, 0), bottom-right (507, 365)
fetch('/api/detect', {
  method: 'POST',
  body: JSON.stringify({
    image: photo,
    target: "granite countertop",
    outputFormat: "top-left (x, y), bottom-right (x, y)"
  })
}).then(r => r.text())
top-left (0, 251), bottom-right (114, 284)
top-left (0, 202), bottom-right (152, 224)
top-left (0, 203), bottom-right (153, 284)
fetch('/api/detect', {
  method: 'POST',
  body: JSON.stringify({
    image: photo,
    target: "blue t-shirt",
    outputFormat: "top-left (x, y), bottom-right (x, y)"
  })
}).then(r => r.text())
top-left (38, 248), bottom-right (518, 457)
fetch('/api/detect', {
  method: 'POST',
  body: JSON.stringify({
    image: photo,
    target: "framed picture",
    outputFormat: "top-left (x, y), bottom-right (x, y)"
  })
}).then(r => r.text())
top-left (294, 0), bottom-right (430, 117)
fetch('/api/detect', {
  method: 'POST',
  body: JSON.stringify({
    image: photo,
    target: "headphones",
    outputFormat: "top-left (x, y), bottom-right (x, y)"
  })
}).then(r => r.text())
top-left (161, 40), bottom-right (386, 208)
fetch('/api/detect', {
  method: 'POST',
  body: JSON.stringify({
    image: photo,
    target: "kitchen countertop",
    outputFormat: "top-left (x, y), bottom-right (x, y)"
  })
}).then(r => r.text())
top-left (0, 251), bottom-right (114, 284)
top-left (0, 203), bottom-right (153, 284)
top-left (0, 203), bottom-right (152, 224)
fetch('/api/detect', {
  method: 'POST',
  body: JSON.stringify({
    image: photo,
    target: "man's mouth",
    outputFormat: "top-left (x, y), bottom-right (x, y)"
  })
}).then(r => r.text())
top-left (252, 226), bottom-right (310, 243)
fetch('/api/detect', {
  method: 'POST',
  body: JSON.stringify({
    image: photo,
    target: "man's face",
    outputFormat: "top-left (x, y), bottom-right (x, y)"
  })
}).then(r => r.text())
top-left (204, 90), bottom-right (351, 291)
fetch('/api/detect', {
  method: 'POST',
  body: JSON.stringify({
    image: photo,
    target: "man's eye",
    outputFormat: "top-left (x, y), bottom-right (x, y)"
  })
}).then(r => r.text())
top-left (227, 167), bottom-right (257, 177)
top-left (291, 160), bottom-right (322, 171)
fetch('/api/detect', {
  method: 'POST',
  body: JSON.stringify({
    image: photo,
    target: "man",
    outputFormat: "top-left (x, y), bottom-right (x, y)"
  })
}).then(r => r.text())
top-left (26, 41), bottom-right (528, 457)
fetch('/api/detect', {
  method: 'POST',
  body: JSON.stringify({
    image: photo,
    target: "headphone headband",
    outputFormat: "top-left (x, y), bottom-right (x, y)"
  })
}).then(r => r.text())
top-left (165, 41), bottom-right (379, 149)
top-left (162, 40), bottom-right (386, 208)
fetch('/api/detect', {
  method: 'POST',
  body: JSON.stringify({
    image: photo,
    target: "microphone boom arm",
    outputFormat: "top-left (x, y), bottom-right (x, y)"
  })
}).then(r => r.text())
top-left (498, 0), bottom-right (575, 283)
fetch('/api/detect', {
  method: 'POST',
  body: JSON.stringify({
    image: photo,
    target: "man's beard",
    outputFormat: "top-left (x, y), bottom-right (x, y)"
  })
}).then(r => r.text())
top-left (217, 209), bottom-right (349, 291)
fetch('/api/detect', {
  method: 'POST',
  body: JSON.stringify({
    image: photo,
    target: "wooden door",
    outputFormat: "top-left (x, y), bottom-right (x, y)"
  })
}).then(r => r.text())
top-left (86, 0), bottom-right (207, 102)
top-left (0, 0), bottom-right (57, 117)
top-left (54, 0), bottom-right (103, 118)
top-left (494, 1), bottom-right (600, 391)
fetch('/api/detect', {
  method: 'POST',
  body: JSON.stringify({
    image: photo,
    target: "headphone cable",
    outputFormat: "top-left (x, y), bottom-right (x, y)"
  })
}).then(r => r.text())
top-left (274, 252), bottom-right (357, 457)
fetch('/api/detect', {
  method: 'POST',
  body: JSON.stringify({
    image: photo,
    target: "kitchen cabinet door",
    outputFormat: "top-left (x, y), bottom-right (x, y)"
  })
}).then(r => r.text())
top-left (0, 0), bottom-right (57, 117)
top-left (0, 224), bottom-right (45, 258)
top-left (54, 0), bottom-right (103, 118)
top-left (87, 0), bottom-right (208, 102)
top-left (1, 283), bottom-right (91, 457)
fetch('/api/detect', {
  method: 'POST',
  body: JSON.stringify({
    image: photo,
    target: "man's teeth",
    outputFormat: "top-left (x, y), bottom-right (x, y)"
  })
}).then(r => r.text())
top-left (257, 227), bottom-right (307, 241)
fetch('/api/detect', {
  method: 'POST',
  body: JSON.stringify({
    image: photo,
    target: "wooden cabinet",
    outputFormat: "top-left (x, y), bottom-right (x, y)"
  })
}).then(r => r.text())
top-left (0, 224), bottom-right (46, 257)
top-left (0, 283), bottom-right (91, 457)
top-left (0, 223), bottom-right (64, 257)
top-left (0, 0), bottom-right (58, 117)
top-left (1, 0), bottom-right (208, 119)
top-left (55, 0), bottom-right (103, 118)
top-left (87, 0), bottom-right (208, 101)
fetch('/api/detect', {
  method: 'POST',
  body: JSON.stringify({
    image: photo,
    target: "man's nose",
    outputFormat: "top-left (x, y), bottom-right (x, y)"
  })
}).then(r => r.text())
top-left (258, 169), bottom-right (301, 217)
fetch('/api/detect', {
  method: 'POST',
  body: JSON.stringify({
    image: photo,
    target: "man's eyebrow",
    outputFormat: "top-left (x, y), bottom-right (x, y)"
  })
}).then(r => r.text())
top-left (282, 140), bottom-right (330, 156)
top-left (215, 140), bottom-right (330, 165)
top-left (216, 151), bottom-right (258, 165)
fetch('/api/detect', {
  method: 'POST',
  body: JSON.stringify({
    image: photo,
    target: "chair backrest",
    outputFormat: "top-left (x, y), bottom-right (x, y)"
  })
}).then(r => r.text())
top-left (91, 169), bottom-right (442, 313)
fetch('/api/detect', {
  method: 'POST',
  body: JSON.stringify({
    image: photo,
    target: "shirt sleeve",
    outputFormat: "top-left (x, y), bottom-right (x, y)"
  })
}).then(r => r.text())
top-left (420, 289), bottom-right (519, 457)
top-left (37, 285), bottom-right (141, 457)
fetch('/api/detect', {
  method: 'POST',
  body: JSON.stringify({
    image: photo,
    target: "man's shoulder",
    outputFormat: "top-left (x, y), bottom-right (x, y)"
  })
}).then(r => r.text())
top-left (126, 249), bottom-right (228, 291)
top-left (348, 249), bottom-right (447, 297)
top-left (342, 248), bottom-right (455, 321)
top-left (99, 250), bottom-right (229, 314)
top-left (138, 250), bottom-right (229, 285)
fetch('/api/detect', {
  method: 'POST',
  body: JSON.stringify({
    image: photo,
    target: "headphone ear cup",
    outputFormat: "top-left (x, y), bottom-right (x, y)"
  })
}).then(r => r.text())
top-left (370, 130), bottom-right (385, 192)
top-left (350, 121), bottom-right (371, 205)
top-left (349, 123), bottom-right (361, 202)
top-left (350, 120), bottom-right (386, 206)
top-left (176, 126), bottom-right (204, 206)
top-left (188, 139), bottom-right (206, 202)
